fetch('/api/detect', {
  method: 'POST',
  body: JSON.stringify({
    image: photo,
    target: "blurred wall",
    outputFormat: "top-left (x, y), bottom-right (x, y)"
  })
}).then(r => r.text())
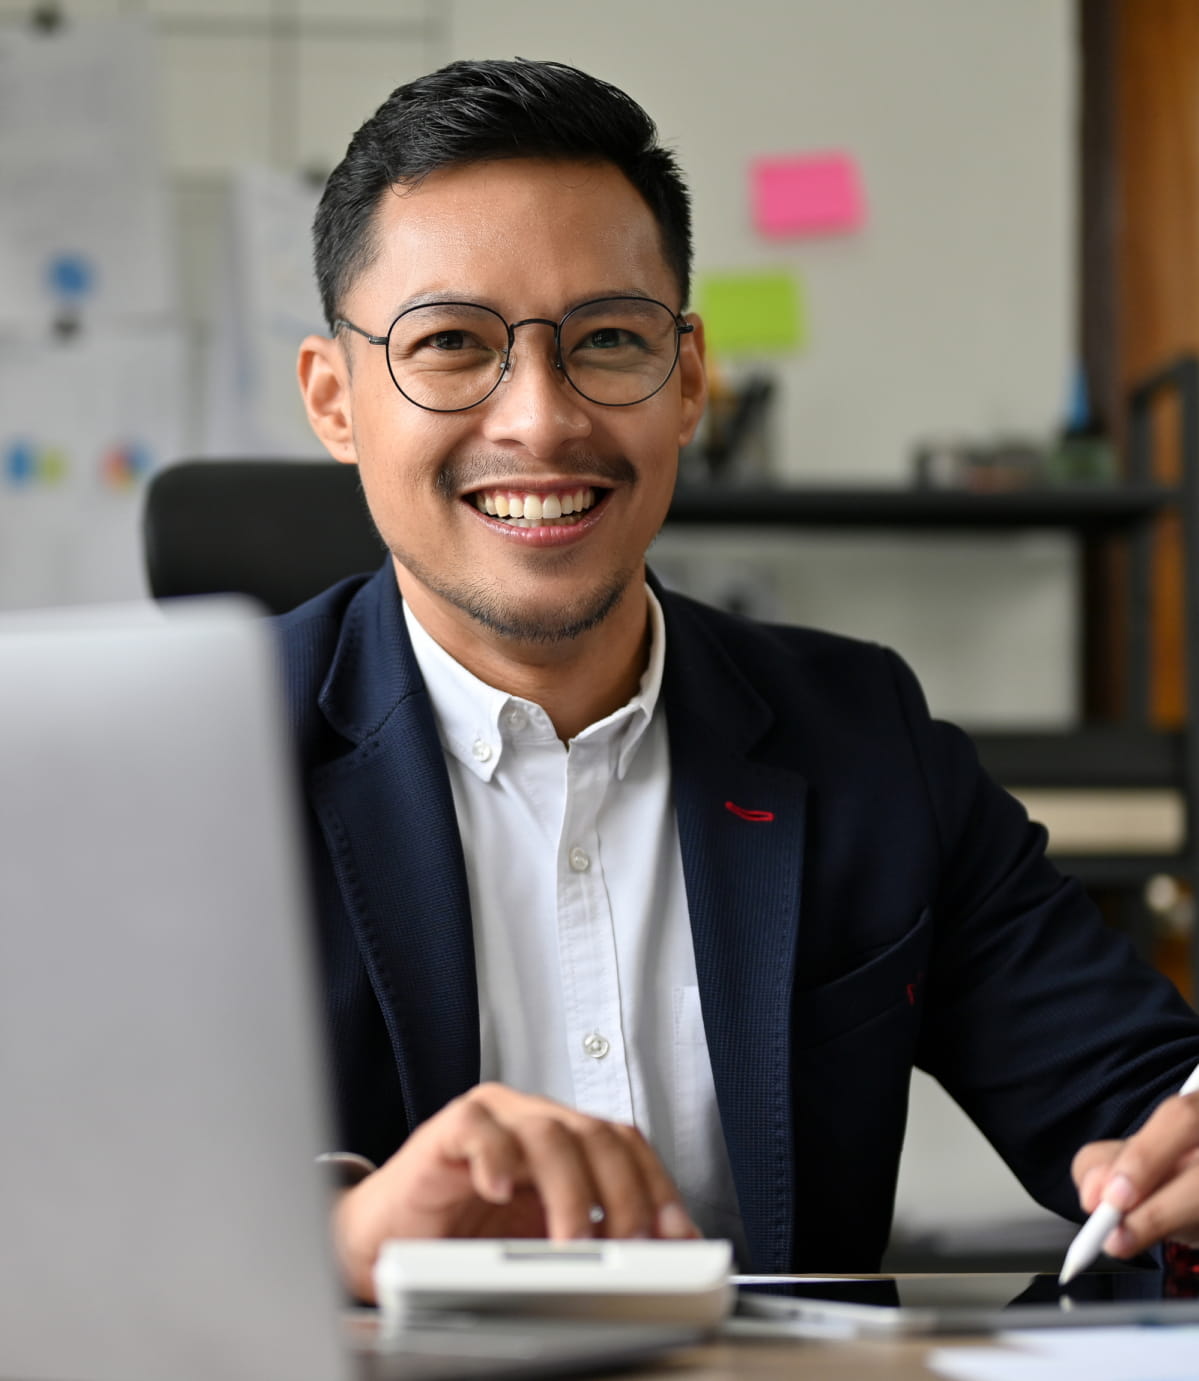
top-left (3, 1), bottom-right (1078, 732)
top-left (452, 0), bottom-right (1076, 482)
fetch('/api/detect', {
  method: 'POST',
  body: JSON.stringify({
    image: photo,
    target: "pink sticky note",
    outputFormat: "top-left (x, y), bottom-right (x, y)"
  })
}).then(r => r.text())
top-left (752, 152), bottom-right (865, 238)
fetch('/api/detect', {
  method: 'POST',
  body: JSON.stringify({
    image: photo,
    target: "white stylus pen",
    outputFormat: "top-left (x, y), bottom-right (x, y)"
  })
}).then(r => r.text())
top-left (1058, 1062), bottom-right (1199, 1285)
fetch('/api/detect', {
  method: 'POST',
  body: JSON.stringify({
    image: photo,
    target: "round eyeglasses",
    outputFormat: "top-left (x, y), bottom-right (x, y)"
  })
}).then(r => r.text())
top-left (334, 295), bottom-right (694, 413)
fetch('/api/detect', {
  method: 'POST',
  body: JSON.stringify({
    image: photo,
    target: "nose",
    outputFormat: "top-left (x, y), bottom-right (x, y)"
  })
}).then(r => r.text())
top-left (479, 322), bottom-right (592, 456)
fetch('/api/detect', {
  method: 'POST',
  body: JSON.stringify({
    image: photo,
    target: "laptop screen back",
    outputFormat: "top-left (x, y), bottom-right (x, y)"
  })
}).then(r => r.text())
top-left (0, 600), bottom-right (351, 1381)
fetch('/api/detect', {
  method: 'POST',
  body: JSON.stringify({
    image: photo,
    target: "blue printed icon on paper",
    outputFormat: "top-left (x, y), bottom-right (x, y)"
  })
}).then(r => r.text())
top-left (47, 252), bottom-right (95, 304)
top-left (4, 440), bottom-right (37, 486)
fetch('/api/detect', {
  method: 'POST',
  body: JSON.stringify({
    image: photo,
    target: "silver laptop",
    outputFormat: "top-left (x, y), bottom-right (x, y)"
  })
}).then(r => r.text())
top-left (0, 599), bottom-right (699, 1381)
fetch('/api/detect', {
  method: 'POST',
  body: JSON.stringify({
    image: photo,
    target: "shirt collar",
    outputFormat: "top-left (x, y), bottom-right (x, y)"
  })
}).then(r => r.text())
top-left (403, 587), bottom-right (666, 782)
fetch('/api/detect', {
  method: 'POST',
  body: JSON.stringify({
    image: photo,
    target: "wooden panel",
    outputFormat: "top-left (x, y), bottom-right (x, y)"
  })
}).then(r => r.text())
top-left (1116, 0), bottom-right (1199, 725)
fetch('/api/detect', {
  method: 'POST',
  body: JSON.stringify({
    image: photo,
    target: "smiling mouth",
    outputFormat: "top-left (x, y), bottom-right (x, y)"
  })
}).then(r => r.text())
top-left (469, 486), bottom-right (602, 528)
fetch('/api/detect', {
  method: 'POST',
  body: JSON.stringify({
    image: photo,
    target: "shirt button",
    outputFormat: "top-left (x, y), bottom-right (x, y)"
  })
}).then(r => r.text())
top-left (582, 1032), bottom-right (610, 1059)
top-left (504, 707), bottom-right (527, 732)
top-left (471, 739), bottom-right (492, 763)
top-left (568, 846), bottom-right (590, 873)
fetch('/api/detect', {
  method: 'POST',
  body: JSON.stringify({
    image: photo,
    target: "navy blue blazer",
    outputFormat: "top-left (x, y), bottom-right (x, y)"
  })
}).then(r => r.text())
top-left (277, 562), bottom-right (1199, 1273)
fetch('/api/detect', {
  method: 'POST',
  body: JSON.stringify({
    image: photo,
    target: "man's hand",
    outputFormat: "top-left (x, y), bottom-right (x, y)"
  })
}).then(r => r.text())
top-left (1071, 1089), bottom-right (1199, 1260)
top-left (334, 1083), bottom-right (700, 1301)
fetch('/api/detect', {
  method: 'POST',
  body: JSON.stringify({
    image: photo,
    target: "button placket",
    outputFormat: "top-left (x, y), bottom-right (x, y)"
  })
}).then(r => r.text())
top-left (558, 737), bottom-right (633, 1120)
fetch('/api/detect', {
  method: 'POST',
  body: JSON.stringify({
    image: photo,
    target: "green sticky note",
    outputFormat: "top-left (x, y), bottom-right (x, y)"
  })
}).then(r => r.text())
top-left (696, 270), bottom-right (805, 355)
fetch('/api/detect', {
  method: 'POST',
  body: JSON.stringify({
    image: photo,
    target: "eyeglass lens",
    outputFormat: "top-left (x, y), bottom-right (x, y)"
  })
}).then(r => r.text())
top-left (383, 298), bottom-right (684, 411)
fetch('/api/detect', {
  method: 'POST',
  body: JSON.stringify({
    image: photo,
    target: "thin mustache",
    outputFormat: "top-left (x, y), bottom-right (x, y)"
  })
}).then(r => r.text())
top-left (437, 453), bottom-right (638, 495)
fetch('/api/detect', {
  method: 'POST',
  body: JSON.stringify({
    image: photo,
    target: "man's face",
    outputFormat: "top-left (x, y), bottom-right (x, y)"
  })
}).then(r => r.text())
top-left (300, 158), bottom-right (706, 651)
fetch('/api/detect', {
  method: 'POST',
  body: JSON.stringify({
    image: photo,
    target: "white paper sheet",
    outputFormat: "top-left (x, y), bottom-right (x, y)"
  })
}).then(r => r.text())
top-left (203, 164), bottom-right (328, 458)
top-left (929, 1325), bottom-right (1199, 1381)
top-left (0, 16), bottom-right (175, 328)
top-left (0, 326), bottom-right (186, 609)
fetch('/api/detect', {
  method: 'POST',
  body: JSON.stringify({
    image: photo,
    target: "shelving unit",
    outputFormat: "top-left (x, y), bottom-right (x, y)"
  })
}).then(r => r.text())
top-left (665, 356), bottom-right (1199, 995)
top-left (667, 484), bottom-right (1175, 530)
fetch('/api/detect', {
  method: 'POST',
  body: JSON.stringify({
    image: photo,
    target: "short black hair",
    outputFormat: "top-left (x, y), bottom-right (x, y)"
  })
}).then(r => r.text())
top-left (313, 57), bottom-right (692, 330)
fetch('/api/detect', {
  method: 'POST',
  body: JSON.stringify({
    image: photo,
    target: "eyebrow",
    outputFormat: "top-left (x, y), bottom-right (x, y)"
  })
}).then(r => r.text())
top-left (386, 287), bottom-right (666, 319)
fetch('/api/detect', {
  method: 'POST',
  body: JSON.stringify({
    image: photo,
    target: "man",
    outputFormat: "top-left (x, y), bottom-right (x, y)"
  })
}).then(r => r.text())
top-left (290, 57), bottom-right (1199, 1301)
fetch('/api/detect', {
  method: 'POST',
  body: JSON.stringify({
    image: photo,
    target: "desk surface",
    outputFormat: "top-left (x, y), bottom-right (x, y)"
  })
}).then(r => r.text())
top-left (615, 1333), bottom-right (978, 1378)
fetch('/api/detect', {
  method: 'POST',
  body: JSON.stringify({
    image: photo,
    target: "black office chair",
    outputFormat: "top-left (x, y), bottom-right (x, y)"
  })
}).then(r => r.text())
top-left (142, 459), bottom-right (387, 615)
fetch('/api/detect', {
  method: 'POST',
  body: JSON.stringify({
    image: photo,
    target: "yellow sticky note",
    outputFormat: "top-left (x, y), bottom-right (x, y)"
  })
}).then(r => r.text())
top-left (696, 270), bottom-right (806, 355)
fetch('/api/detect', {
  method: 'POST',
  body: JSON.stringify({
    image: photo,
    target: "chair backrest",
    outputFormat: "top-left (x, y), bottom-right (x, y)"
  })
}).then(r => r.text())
top-left (142, 459), bottom-right (386, 614)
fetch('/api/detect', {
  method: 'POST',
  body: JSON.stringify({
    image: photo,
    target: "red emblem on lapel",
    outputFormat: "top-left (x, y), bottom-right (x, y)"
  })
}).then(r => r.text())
top-left (724, 800), bottom-right (775, 822)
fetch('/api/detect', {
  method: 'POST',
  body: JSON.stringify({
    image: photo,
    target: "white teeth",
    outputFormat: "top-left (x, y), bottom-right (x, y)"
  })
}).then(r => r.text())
top-left (472, 486), bottom-right (599, 525)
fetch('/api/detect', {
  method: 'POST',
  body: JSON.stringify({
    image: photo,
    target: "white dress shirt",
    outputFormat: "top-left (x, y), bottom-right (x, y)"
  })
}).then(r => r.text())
top-left (402, 589), bottom-right (746, 1254)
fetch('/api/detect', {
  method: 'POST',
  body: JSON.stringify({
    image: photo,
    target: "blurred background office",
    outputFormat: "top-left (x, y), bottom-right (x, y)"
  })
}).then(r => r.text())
top-left (2, 0), bottom-right (1196, 1267)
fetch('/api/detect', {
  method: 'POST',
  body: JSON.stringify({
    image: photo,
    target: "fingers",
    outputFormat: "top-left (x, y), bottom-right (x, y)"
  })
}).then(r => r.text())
top-left (1101, 1092), bottom-right (1199, 1208)
top-left (333, 1084), bottom-right (700, 1302)
top-left (1071, 1140), bottom-right (1121, 1213)
top-left (334, 1098), bottom-right (543, 1300)
top-left (461, 1084), bottom-right (698, 1242)
top-left (555, 1118), bottom-right (650, 1239)
top-left (1075, 1092), bottom-right (1199, 1257)
top-left (434, 1096), bottom-right (526, 1206)
top-left (1109, 1155), bottom-right (1199, 1256)
top-left (492, 1111), bottom-right (605, 1241)
top-left (597, 1122), bottom-right (700, 1241)
top-left (1120, 1092), bottom-right (1199, 1192)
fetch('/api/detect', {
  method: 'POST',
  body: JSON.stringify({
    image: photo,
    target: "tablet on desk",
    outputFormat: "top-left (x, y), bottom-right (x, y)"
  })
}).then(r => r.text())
top-left (734, 1270), bottom-right (1199, 1336)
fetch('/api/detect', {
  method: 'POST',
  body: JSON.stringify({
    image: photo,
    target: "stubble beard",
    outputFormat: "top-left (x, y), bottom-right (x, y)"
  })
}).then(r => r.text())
top-left (390, 547), bottom-right (637, 645)
top-left (387, 448), bottom-right (650, 645)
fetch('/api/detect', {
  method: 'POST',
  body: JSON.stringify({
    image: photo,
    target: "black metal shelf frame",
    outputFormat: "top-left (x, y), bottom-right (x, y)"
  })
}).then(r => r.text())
top-left (663, 356), bottom-right (1199, 995)
top-left (668, 483), bottom-right (1175, 530)
top-left (1125, 357), bottom-right (1199, 988)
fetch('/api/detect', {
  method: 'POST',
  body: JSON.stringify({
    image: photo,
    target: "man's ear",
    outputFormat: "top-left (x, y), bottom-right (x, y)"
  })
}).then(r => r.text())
top-left (676, 313), bottom-right (708, 448)
top-left (298, 334), bottom-right (358, 464)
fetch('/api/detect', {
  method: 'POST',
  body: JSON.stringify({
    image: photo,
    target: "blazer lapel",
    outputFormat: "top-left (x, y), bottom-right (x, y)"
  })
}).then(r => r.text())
top-left (661, 592), bottom-right (806, 1272)
top-left (309, 568), bottom-right (480, 1129)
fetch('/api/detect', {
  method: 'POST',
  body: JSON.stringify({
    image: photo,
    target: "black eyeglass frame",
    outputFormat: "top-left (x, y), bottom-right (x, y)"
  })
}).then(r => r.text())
top-left (333, 295), bottom-right (695, 413)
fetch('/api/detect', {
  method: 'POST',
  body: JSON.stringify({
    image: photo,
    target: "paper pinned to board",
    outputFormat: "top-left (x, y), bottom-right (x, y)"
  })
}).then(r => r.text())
top-left (203, 165), bottom-right (328, 458)
top-left (695, 270), bottom-right (806, 355)
top-left (752, 151), bottom-right (866, 238)
top-left (0, 16), bottom-right (175, 327)
top-left (0, 325), bottom-right (185, 609)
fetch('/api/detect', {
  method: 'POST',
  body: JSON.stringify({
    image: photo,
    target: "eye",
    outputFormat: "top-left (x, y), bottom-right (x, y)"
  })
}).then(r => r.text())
top-left (422, 330), bottom-right (473, 352)
top-left (580, 327), bottom-right (643, 351)
top-left (394, 325), bottom-right (500, 371)
top-left (390, 304), bottom-right (508, 365)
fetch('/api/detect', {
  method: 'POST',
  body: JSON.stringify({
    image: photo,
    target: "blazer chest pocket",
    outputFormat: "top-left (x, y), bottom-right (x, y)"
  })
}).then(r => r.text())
top-left (794, 907), bottom-right (932, 1051)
